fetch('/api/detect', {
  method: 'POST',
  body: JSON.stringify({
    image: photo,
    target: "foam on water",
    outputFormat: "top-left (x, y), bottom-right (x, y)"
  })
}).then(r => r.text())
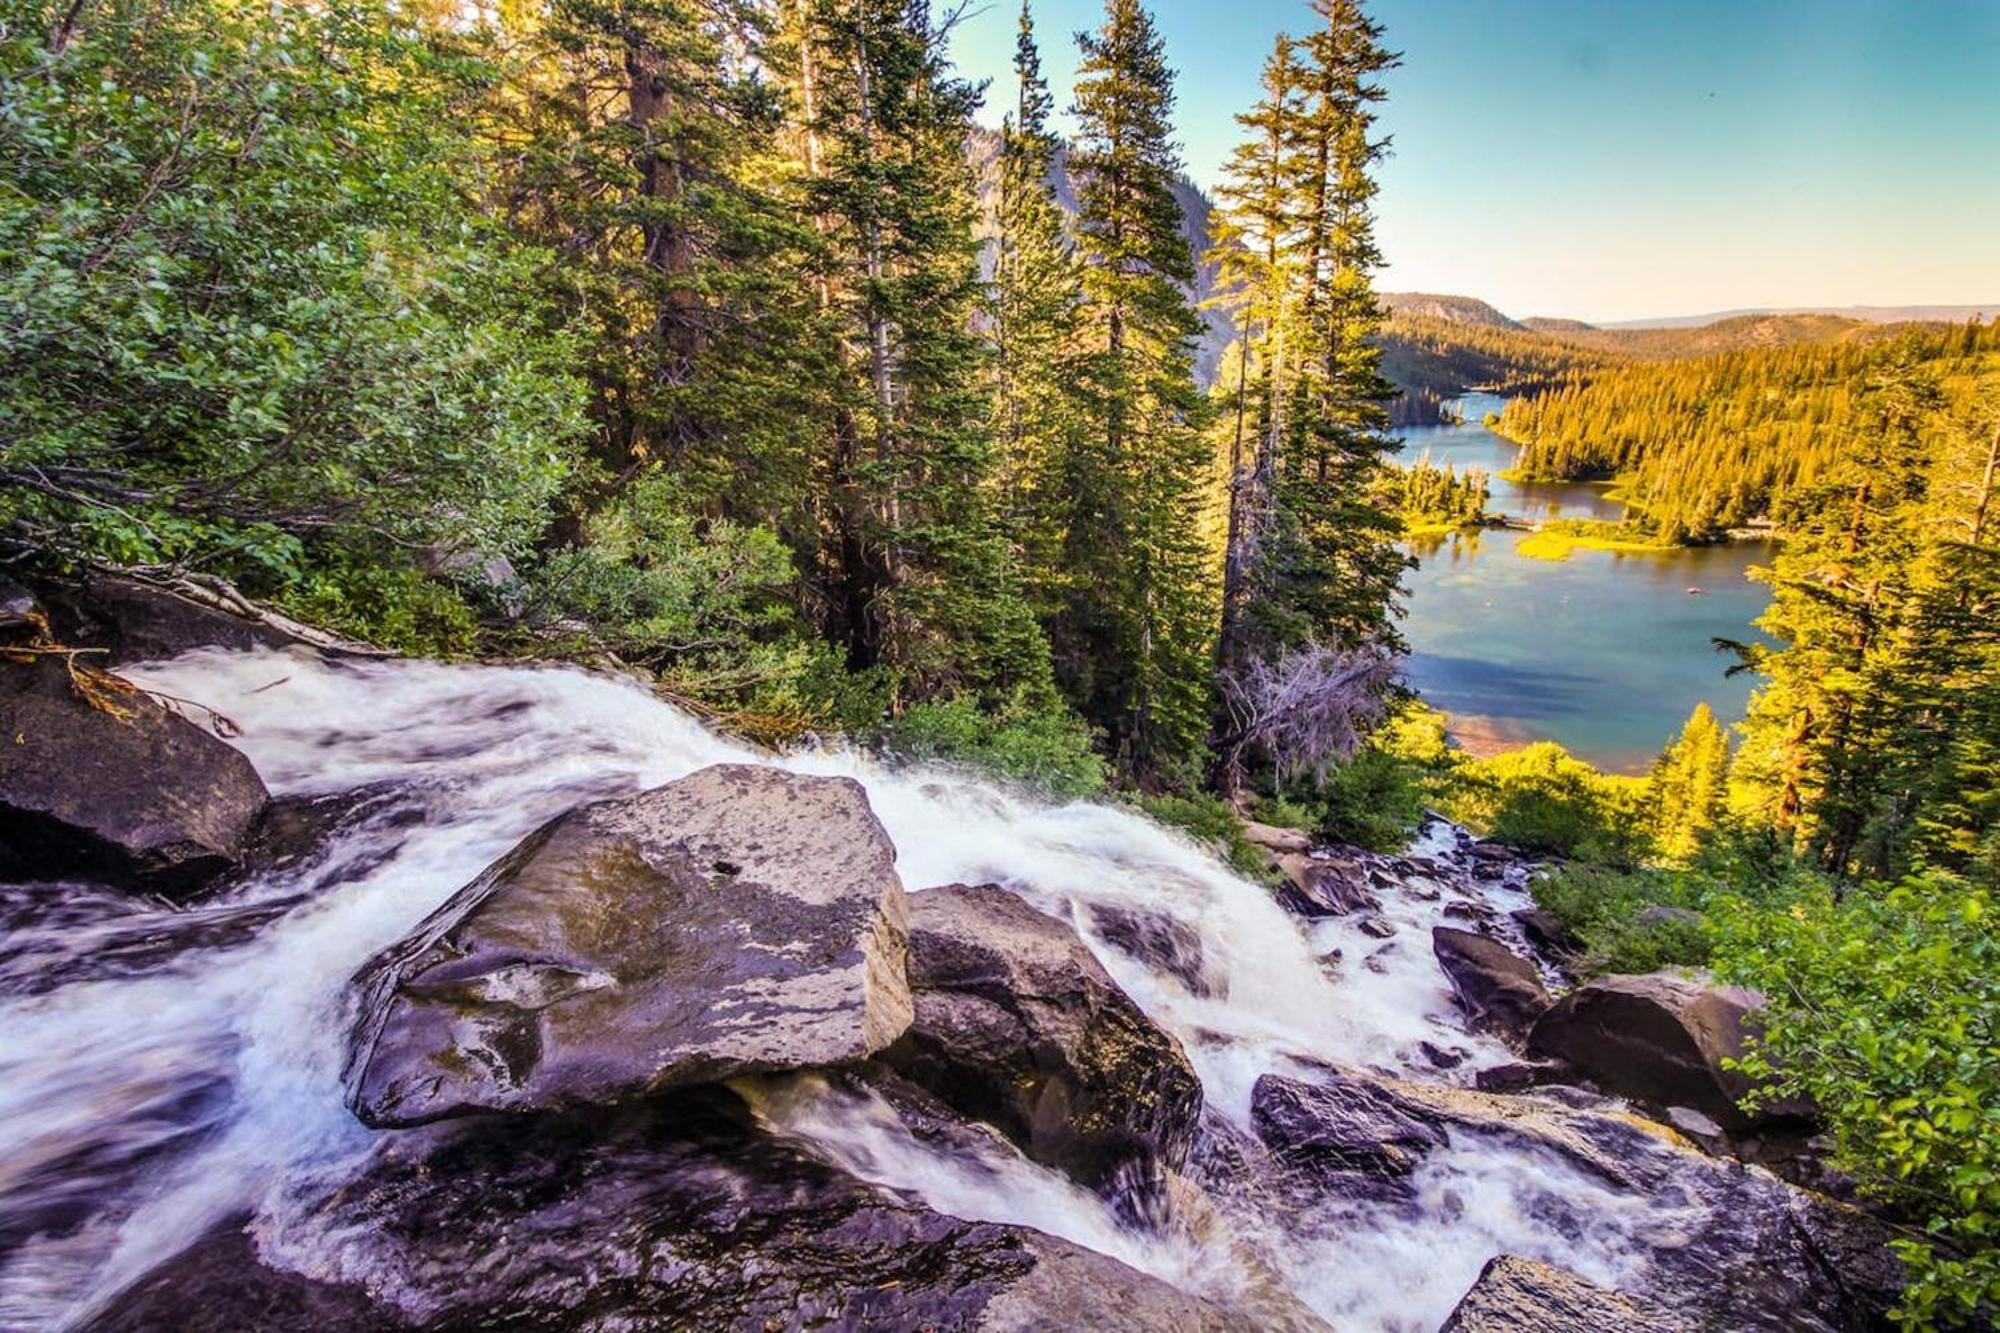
top-left (0, 648), bottom-right (1666, 1329)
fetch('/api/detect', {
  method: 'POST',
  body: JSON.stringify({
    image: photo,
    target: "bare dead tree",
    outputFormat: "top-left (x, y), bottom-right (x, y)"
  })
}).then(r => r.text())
top-left (1220, 639), bottom-right (1397, 787)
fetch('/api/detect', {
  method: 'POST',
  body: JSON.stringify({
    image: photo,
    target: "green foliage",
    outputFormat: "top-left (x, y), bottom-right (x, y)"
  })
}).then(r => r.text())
top-left (1133, 791), bottom-right (1273, 880)
top-left (1446, 742), bottom-right (1653, 865)
top-left (1651, 702), bottom-right (1732, 863)
top-left (1529, 864), bottom-right (1711, 974)
top-left (1311, 749), bottom-right (1431, 852)
top-left (0, 0), bottom-right (585, 576)
top-left (277, 555), bottom-right (479, 658)
top-left (1713, 874), bottom-right (2000, 1328)
top-left (881, 694), bottom-right (1108, 800)
top-left (1499, 322), bottom-right (1999, 543)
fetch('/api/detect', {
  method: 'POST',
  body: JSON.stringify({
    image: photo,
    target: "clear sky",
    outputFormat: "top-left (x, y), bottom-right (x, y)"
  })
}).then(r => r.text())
top-left (946, 0), bottom-right (2000, 324)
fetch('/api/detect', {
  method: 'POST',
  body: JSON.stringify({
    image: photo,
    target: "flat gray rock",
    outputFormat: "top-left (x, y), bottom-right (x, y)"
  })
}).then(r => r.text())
top-left (346, 764), bottom-right (913, 1125)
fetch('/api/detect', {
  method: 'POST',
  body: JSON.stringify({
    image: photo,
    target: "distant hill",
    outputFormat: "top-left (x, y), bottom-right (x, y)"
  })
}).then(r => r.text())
top-left (969, 127), bottom-right (1234, 387)
top-left (1521, 316), bottom-right (1597, 334)
top-left (1606, 303), bottom-right (2000, 329)
top-left (1379, 292), bottom-right (1524, 331)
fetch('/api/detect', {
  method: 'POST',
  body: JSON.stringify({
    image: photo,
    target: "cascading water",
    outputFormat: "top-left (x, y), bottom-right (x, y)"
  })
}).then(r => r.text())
top-left (0, 648), bottom-right (1681, 1331)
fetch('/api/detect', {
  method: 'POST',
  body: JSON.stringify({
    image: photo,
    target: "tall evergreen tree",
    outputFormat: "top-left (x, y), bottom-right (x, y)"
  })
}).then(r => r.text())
top-left (1733, 344), bottom-right (1999, 880)
top-left (1651, 702), bottom-right (1731, 863)
top-left (1268, 0), bottom-right (1406, 655)
top-left (791, 0), bottom-right (1052, 701)
top-left (497, 0), bottom-right (821, 524)
top-left (991, 1), bottom-right (1085, 607)
top-left (1064, 0), bottom-right (1217, 778)
top-left (1208, 34), bottom-right (1308, 695)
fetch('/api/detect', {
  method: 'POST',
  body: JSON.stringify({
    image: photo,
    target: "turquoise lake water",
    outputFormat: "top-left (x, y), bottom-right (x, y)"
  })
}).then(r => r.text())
top-left (1396, 394), bottom-right (1774, 774)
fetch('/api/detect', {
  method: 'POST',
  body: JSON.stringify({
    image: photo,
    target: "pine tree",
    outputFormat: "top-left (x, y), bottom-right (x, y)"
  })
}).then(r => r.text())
top-left (1651, 702), bottom-right (1731, 863)
top-left (1209, 33), bottom-right (1308, 696)
top-left (991, 1), bottom-right (1085, 613)
top-left (792, 0), bottom-right (1052, 701)
top-left (498, 0), bottom-right (820, 524)
top-left (1064, 0), bottom-right (1217, 779)
top-left (1732, 342), bottom-right (2000, 880)
top-left (1271, 0), bottom-right (1407, 656)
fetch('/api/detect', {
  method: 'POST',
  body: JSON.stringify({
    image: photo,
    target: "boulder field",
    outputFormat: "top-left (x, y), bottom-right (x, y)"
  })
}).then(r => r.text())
top-left (1, 578), bottom-right (1911, 1330)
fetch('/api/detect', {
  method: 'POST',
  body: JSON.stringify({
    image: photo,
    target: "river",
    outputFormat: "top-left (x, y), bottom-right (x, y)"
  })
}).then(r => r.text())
top-left (1396, 393), bottom-right (1775, 774)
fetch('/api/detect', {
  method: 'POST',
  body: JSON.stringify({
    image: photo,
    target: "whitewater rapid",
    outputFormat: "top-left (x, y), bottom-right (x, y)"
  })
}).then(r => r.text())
top-left (0, 649), bottom-right (1659, 1330)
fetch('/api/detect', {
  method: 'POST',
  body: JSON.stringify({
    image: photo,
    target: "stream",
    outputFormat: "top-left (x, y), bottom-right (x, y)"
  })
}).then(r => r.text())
top-left (0, 649), bottom-right (1741, 1329)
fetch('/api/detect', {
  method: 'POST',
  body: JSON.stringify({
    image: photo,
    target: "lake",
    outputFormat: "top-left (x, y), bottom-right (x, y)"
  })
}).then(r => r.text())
top-left (1396, 393), bottom-right (1774, 774)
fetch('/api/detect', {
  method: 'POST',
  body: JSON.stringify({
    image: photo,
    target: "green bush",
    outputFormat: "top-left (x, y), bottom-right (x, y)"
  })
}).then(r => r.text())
top-left (1713, 874), bottom-right (2000, 1328)
top-left (1314, 748), bottom-right (1432, 851)
top-left (1529, 864), bottom-right (1711, 974)
top-left (277, 556), bottom-right (478, 658)
top-left (0, 0), bottom-right (584, 592)
top-left (1134, 792), bottom-right (1273, 880)
top-left (881, 694), bottom-right (1108, 800)
top-left (1447, 742), bottom-right (1654, 865)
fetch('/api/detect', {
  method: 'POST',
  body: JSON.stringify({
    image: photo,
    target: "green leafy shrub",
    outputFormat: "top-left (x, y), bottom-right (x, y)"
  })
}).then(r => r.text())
top-left (277, 556), bottom-right (478, 657)
top-left (0, 0), bottom-right (584, 588)
top-left (881, 694), bottom-right (1108, 800)
top-left (1314, 748), bottom-right (1432, 851)
top-left (1447, 742), bottom-right (1654, 865)
top-left (1713, 874), bottom-right (2000, 1328)
top-left (1529, 864), bottom-right (1711, 974)
top-left (1134, 792), bottom-right (1273, 880)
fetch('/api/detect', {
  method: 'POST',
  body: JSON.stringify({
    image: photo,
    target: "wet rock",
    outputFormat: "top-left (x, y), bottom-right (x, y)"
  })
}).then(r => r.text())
top-left (345, 764), bottom-right (913, 1126)
top-left (1240, 1068), bottom-right (1902, 1331)
top-left (1438, 1255), bottom-right (1691, 1332)
top-left (884, 884), bottom-right (1202, 1210)
top-left (1275, 854), bottom-right (1381, 917)
top-left (1472, 1060), bottom-right (1568, 1094)
top-left (90, 1089), bottom-right (1244, 1333)
top-left (1664, 1105), bottom-right (1729, 1152)
top-left (0, 655), bottom-right (269, 896)
top-left (36, 576), bottom-right (304, 666)
top-left (1251, 1074), bottom-right (1447, 1180)
top-left (1241, 820), bottom-right (1314, 855)
top-left (235, 783), bottom-right (426, 886)
top-left (1527, 971), bottom-right (1812, 1132)
top-left (1418, 1040), bottom-right (1468, 1070)
top-left (1510, 907), bottom-right (1577, 959)
top-left (1432, 928), bottom-right (1551, 1045)
top-left (0, 576), bottom-right (46, 639)
top-left (85, 1221), bottom-right (398, 1333)
top-left (1356, 913), bottom-right (1396, 939)
top-left (1089, 901), bottom-right (1214, 996)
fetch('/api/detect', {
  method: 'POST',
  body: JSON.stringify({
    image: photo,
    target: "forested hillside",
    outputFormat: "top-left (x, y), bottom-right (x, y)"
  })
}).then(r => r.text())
top-left (4, 2), bottom-right (1997, 1319)
top-left (1498, 320), bottom-right (2000, 540)
top-left (0, 0), bottom-right (1409, 792)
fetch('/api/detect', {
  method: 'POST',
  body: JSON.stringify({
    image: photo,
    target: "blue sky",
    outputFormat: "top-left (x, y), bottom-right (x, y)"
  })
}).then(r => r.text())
top-left (946, 1), bottom-right (2000, 323)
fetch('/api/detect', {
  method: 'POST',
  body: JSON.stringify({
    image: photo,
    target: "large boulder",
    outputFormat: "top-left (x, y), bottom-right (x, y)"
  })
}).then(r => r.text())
top-left (1274, 853), bottom-right (1381, 917)
top-left (90, 1088), bottom-right (1249, 1333)
top-left (0, 655), bottom-right (269, 895)
top-left (344, 764), bottom-right (914, 1126)
top-left (1240, 1070), bottom-right (1901, 1333)
top-left (881, 884), bottom-right (1202, 1211)
top-left (1250, 1071), bottom-right (1446, 1182)
top-left (1438, 1255), bottom-right (1691, 1332)
top-left (1432, 927), bottom-right (1552, 1045)
top-left (1527, 971), bottom-right (1809, 1132)
top-left (37, 576), bottom-right (305, 665)
top-left (1087, 902), bottom-right (1215, 996)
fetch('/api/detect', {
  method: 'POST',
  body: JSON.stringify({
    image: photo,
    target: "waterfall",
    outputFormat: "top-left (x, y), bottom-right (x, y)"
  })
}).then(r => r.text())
top-left (0, 648), bottom-right (1673, 1330)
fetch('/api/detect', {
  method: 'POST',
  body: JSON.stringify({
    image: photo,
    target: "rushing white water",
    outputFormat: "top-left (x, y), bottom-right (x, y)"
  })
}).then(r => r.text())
top-left (0, 648), bottom-right (1670, 1329)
